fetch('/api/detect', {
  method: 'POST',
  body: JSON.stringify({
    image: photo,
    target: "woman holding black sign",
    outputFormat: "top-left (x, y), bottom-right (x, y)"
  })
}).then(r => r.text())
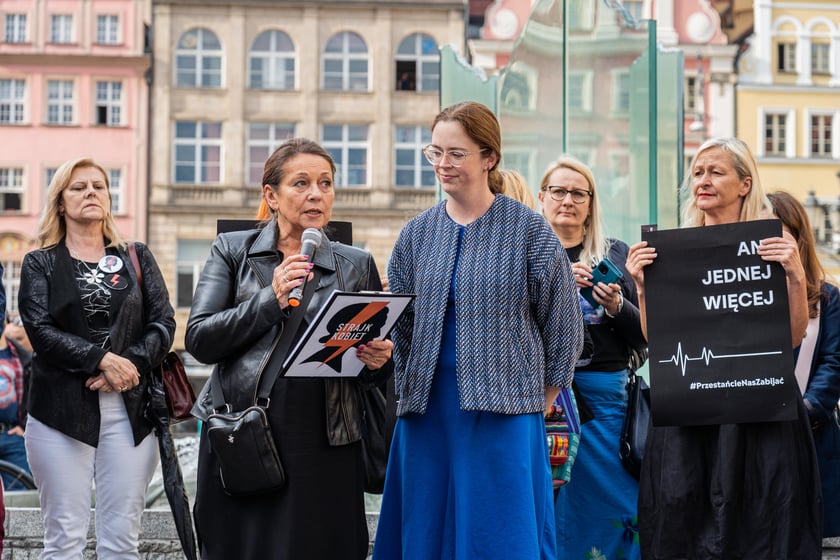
top-left (626, 138), bottom-right (821, 558)
top-left (186, 138), bottom-right (392, 559)
top-left (539, 155), bottom-right (647, 560)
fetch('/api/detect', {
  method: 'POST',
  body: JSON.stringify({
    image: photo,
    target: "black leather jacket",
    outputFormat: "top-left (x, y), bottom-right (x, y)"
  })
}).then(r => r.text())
top-left (187, 225), bottom-right (391, 446)
top-left (18, 240), bottom-right (176, 447)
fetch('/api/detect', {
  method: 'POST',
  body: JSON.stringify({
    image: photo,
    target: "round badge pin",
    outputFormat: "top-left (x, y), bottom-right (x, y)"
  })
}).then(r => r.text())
top-left (103, 273), bottom-right (129, 290)
top-left (98, 255), bottom-right (124, 274)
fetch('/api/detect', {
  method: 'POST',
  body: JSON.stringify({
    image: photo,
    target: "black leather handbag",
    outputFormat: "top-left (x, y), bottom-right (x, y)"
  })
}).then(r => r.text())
top-left (619, 369), bottom-right (651, 480)
top-left (206, 404), bottom-right (285, 496)
top-left (205, 272), bottom-right (318, 497)
top-left (129, 244), bottom-right (197, 423)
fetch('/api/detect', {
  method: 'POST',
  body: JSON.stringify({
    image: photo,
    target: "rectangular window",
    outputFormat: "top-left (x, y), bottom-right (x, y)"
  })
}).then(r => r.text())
top-left (95, 81), bottom-right (122, 125)
top-left (685, 76), bottom-right (697, 113)
top-left (811, 43), bottom-right (830, 74)
top-left (322, 124), bottom-right (369, 187)
top-left (45, 168), bottom-right (57, 189)
top-left (810, 115), bottom-right (833, 157)
top-left (503, 152), bottom-right (531, 179)
top-left (176, 239), bottom-right (213, 308)
top-left (764, 113), bottom-right (787, 156)
top-left (108, 169), bottom-right (123, 214)
top-left (246, 123), bottom-right (295, 185)
top-left (567, 0), bottom-right (595, 31)
top-left (0, 168), bottom-right (24, 212)
top-left (1, 261), bottom-right (21, 315)
top-left (613, 71), bottom-right (630, 114)
top-left (50, 14), bottom-right (73, 44)
top-left (47, 80), bottom-right (74, 124)
top-left (777, 42), bottom-right (796, 72)
top-left (567, 75), bottom-right (584, 112)
top-left (394, 126), bottom-right (434, 188)
top-left (173, 121), bottom-right (223, 184)
top-left (567, 72), bottom-right (592, 113)
top-left (96, 15), bottom-right (119, 45)
top-left (4, 14), bottom-right (27, 43)
top-left (0, 79), bottom-right (26, 124)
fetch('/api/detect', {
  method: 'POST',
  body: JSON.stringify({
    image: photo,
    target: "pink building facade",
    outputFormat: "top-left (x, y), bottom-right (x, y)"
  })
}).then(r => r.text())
top-left (0, 0), bottom-right (150, 312)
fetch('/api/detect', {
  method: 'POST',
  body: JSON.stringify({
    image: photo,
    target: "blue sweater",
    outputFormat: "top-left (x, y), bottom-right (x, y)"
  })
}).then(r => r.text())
top-left (388, 195), bottom-right (584, 416)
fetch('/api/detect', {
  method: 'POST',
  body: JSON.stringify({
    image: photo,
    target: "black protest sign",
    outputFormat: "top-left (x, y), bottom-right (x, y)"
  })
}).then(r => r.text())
top-left (642, 219), bottom-right (797, 426)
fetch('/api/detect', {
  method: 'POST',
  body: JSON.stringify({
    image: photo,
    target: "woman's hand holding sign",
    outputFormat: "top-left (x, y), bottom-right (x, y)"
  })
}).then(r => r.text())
top-left (626, 241), bottom-right (658, 293)
top-left (758, 231), bottom-right (807, 345)
top-left (356, 340), bottom-right (393, 370)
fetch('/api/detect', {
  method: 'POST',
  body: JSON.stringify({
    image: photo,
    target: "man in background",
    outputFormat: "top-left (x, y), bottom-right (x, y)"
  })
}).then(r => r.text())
top-left (0, 311), bottom-right (31, 490)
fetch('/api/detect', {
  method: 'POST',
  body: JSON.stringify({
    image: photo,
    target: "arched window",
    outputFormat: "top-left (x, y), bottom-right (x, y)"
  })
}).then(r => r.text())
top-left (249, 30), bottom-right (296, 90)
top-left (500, 62), bottom-right (537, 113)
top-left (175, 28), bottom-right (222, 88)
top-left (395, 33), bottom-right (439, 92)
top-left (322, 32), bottom-right (368, 91)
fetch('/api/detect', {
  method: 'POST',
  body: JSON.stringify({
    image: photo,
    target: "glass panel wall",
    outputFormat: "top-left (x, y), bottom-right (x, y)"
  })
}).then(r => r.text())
top-left (441, 0), bottom-right (684, 239)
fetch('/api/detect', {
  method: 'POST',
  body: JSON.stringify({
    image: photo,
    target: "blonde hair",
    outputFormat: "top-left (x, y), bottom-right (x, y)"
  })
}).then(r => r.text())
top-left (38, 157), bottom-right (126, 249)
top-left (540, 155), bottom-right (609, 266)
top-left (681, 137), bottom-right (769, 227)
top-left (499, 169), bottom-right (536, 209)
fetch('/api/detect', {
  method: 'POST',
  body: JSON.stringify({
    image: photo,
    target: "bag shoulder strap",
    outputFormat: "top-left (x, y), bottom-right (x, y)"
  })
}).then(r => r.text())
top-left (128, 243), bottom-right (143, 290)
top-left (209, 270), bottom-right (320, 411)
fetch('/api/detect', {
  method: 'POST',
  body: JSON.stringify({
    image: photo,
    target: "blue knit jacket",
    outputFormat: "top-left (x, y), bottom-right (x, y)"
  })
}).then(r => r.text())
top-left (388, 195), bottom-right (584, 416)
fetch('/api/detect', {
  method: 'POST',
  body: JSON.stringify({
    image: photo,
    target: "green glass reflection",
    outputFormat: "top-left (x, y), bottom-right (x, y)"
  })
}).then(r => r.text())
top-left (439, 0), bottom-right (683, 241)
top-left (439, 46), bottom-right (497, 112)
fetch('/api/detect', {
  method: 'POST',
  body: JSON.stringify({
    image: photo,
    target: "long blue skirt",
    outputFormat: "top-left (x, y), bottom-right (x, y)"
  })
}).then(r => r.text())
top-left (554, 370), bottom-right (641, 560)
top-left (373, 309), bottom-right (556, 560)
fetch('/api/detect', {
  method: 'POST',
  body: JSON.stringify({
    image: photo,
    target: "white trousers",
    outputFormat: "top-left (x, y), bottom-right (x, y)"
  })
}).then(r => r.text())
top-left (25, 391), bottom-right (158, 560)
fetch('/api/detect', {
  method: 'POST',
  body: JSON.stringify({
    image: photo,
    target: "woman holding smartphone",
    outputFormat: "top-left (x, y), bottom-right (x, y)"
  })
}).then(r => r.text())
top-left (539, 155), bottom-right (647, 560)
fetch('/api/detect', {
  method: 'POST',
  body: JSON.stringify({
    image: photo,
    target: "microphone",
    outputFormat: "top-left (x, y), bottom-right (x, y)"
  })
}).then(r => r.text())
top-left (288, 228), bottom-right (322, 307)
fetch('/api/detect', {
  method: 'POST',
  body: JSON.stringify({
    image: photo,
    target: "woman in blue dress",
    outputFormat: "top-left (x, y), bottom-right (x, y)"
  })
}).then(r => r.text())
top-left (373, 101), bottom-right (584, 560)
top-left (539, 156), bottom-right (647, 560)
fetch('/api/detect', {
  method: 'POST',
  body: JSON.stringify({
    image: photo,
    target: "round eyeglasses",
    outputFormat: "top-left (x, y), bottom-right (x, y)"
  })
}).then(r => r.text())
top-left (422, 146), bottom-right (484, 167)
top-left (543, 186), bottom-right (592, 204)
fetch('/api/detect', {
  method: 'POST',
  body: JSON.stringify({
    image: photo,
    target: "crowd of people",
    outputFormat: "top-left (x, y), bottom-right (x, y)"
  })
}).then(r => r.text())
top-left (1, 101), bottom-right (838, 560)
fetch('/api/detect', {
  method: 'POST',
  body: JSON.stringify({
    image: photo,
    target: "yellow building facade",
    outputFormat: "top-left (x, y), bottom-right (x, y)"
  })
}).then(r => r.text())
top-left (735, 0), bottom-right (840, 282)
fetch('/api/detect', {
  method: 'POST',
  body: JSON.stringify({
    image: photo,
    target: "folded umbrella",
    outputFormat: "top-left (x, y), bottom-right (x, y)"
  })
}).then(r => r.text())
top-left (146, 377), bottom-right (198, 560)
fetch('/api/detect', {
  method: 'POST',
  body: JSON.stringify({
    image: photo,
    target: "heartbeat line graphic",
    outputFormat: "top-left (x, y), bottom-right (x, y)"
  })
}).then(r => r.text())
top-left (659, 342), bottom-right (783, 376)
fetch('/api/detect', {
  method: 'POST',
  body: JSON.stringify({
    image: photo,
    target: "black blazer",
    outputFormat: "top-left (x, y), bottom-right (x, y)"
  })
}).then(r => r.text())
top-left (18, 239), bottom-right (175, 447)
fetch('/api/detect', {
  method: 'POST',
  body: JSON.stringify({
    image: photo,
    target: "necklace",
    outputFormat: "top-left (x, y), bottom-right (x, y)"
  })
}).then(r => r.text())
top-left (67, 244), bottom-right (104, 261)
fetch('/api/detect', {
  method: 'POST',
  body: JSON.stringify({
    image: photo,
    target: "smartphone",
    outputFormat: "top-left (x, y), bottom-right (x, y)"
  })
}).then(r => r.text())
top-left (580, 257), bottom-right (623, 309)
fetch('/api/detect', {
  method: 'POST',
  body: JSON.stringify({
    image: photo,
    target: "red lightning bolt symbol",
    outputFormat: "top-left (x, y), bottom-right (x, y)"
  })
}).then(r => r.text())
top-left (110, 273), bottom-right (121, 287)
top-left (320, 301), bottom-right (390, 365)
